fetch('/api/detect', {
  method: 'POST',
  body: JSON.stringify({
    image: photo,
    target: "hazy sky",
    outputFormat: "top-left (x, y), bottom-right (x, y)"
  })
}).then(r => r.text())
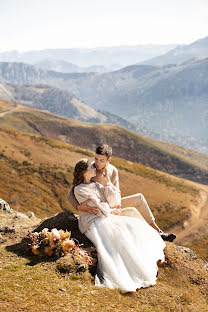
top-left (0, 0), bottom-right (207, 51)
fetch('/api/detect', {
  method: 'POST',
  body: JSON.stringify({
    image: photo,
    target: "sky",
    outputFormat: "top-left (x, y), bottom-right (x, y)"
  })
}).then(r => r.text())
top-left (0, 0), bottom-right (207, 52)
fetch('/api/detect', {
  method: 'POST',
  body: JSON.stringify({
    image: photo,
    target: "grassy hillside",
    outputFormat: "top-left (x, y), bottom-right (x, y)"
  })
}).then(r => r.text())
top-left (0, 126), bottom-right (200, 232)
top-left (4, 83), bottom-right (107, 122)
top-left (0, 211), bottom-right (208, 312)
top-left (0, 100), bottom-right (208, 185)
top-left (0, 99), bottom-right (17, 113)
top-left (0, 102), bottom-right (207, 261)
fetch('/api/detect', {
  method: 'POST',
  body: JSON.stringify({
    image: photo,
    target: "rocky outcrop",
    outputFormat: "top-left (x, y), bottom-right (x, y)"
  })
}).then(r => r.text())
top-left (0, 198), bottom-right (34, 220)
top-left (0, 198), bottom-right (13, 213)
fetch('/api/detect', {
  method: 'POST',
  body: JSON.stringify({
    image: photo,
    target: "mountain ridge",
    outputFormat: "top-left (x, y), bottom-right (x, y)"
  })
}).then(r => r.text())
top-left (0, 82), bottom-right (148, 133)
top-left (141, 36), bottom-right (208, 66)
top-left (0, 44), bottom-right (177, 69)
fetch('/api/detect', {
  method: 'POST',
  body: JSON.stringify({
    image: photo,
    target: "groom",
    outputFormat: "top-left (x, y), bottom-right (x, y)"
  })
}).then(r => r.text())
top-left (67, 144), bottom-right (176, 242)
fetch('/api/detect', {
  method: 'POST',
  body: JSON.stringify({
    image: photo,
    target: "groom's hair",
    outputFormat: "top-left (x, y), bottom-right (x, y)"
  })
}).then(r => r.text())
top-left (96, 144), bottom-right (112, 158)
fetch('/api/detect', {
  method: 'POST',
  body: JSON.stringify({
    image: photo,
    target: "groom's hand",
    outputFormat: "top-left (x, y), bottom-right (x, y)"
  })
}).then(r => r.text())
top-left (77, 199), bottom-right (99, 214)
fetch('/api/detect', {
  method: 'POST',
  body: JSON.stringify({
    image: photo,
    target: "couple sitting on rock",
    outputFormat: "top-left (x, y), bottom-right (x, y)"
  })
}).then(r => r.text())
top-left (67, 144), bottom-right (176, 293)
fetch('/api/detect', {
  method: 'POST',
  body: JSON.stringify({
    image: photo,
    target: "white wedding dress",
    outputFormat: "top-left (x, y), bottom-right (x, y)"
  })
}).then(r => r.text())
top-left (85, 214), bottom-right (165, 293)
top-left (74, 181), bottom-right (165, 293)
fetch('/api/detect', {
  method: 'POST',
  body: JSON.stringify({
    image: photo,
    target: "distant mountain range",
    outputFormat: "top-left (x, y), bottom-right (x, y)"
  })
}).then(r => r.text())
top-left (0, 36), bottom-right (207, 154)
top-left (34, 59), bottom-right (113, 74)
top-left (0, 81), bottom-right (190, 150)
top-left (0, 60), bottom-right (207, 154)
top-left (0, 82), bottom-right (106, 123)
top-left (0, 44), bottom-right (177, 71)
top-left (75, 57), bottom-right (208, 149)
top-left (0, 82), bottom-right (150, 134)
top-left (141, 36), bottom-right (208, 66)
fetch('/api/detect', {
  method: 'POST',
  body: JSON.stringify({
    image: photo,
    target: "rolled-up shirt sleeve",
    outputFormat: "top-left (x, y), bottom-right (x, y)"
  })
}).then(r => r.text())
top-left (103, 183), bottom-right (121, 208)
top-left (111, 167), bottom-right (119, 189)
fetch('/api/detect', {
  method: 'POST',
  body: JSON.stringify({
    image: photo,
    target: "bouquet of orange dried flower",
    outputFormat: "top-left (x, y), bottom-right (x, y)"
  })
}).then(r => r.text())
top-left (26, 228), bottom-right (96, 266)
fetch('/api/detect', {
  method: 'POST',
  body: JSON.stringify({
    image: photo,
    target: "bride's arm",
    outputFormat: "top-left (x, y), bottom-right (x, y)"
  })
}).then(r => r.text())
top-left (74, 185), bottom-right (111, 218)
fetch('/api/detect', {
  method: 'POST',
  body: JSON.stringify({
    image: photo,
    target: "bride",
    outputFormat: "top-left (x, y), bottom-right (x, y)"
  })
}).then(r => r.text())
top-left (73, 158), bottom-right (166, 293)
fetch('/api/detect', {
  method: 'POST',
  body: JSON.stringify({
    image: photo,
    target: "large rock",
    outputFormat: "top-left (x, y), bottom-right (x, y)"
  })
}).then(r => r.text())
top-left (177, 246), bottom-right (198, 260)
top-left (34, 211), bottom-right (92, 247)
top-left (0, 198), bottom-right (13, 213)
top-left (13, 212), bottom-right (30, 220)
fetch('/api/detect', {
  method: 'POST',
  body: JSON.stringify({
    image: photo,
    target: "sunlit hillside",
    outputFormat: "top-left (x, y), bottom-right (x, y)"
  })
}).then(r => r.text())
top-left (0, 100), bottom-right (208, 185)
top-left (0, 126), bottom-right (199, 227)
top-left (0, 100), bottom-right (208, 261)
top-left (0, 121), bottom-right (208, 312)
top-left (1, 124), bottom-right (208, 262)
top-left (1, 211), bottom-right (207, 312)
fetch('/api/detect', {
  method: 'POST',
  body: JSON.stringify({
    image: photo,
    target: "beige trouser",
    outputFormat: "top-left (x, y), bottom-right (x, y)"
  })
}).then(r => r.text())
top-left (120, 193), bottom-right (155, 225)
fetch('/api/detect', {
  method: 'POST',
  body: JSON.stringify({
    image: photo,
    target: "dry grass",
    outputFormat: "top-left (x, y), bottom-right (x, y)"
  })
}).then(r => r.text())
top-left (0, 100), bottom-right (208, 185)
top-left (0, 121), bottom-right (207, 260)
top-left (186, 235), bottom-right (208, 261)
top-left (0, 100), bottom-right (208, 311)
top-left (0, 100), bottom-right (17, 114)
top-left (112, 157), bottom-right (198, 196)
top-left (0, 126), bottom-right (200, 231)
top-left (1, 125), bottom-right (208, 263)
top-left (0, 213), bottom-right (207, 312)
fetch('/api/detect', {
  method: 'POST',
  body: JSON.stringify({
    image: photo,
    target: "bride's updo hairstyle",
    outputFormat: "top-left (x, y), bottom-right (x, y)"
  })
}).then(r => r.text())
top-left (73, 158), bottom-right (89, 187)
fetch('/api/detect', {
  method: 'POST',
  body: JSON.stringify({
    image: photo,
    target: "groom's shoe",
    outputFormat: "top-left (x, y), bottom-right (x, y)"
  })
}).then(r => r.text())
top-left (159, 232), bottom-right (176, 242)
